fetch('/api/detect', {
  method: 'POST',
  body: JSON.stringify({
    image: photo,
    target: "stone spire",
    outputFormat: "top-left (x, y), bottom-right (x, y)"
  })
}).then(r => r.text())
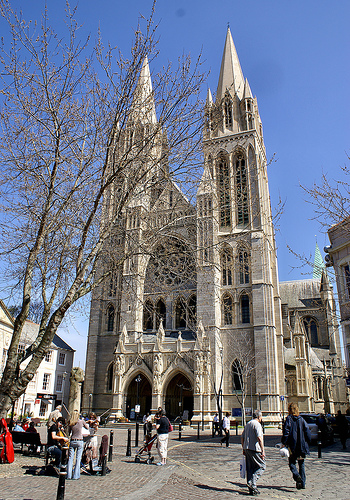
top-left (216, 27), bottom-right (245, 101)
top-left (129, 56), bottom-right (157, 125)
top-left (243, 78), bottom-right (253, 99)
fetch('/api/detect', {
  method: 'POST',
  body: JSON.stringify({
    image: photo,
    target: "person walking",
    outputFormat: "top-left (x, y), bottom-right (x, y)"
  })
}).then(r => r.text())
top-left (241, 410), bottom-right (265, 496)
top-left (155, 409), bottom-right (169, 466)
top-left (67, 410), bottom-right (89, 480)
top-left (282, 402), bottom-right (311, 490)
top-left (213, 413), bottom-right (219, 436)
top-left (220, 412), bottom-right (230, 447)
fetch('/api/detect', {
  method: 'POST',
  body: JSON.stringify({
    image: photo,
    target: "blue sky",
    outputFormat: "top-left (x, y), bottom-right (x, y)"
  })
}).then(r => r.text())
top-left (2, 0), bottom-right (349, 367)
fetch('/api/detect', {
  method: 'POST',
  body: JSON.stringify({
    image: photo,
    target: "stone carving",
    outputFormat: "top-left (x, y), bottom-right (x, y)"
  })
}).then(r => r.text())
top-left (68, 367), bottom-right (84, 415)
top-left (115, 354), bottom-right (125, 375)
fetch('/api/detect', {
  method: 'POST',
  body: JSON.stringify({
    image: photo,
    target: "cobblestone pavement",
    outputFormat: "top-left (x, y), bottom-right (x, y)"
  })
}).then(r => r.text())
top-left (0, 427), bottom-right (349, 500)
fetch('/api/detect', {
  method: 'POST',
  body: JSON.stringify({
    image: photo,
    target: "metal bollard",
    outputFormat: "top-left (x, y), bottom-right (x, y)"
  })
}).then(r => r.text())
top-left (101, 455), bottom-right (107, 476)
top-left (197, 421), bottom-right (200, 440)
top-left (202, 419), bottom-right (204, 431)
top-left (126, 428), bottom-right (132, 456)
top-left (56, 464), bottom-right (66, 500)
top-left (235, 422), bottom-right (238, 436)
top-left (179, 422), bottom-right (182, 440)
top-left (135, 422), bottom-right (139, 448)
top-left (318, 430), bottom-right (322, 458)
top-left (108, 430), bottom-right (114, 462)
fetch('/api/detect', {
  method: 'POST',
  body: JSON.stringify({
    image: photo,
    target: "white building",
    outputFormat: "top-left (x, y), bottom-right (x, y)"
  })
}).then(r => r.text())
top-left (0, 303), bottom-right (75, 419)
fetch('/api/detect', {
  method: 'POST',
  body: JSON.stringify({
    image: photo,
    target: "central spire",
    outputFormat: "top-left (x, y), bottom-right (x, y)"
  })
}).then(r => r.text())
top-left (216, 27), bottom-right (245, 102)
top-left (129, 56), bottom-right (157, 125)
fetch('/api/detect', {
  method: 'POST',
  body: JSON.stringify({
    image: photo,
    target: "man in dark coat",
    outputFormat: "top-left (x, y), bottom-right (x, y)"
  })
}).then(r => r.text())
top-left (282, 402), bottom-right (311, 490)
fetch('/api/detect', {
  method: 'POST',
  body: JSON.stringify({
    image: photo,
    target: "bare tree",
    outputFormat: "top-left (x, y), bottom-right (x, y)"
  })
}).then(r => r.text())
top-left (0, 0), bottom-right (206, 416)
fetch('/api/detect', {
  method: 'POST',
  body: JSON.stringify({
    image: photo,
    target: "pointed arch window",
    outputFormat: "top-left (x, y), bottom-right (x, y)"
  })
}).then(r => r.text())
top-left (241, 294), bottom-right (250, 323)
top-left (303, 316), bottom-right (319, 346)
top-left (143, 299), bottom-right (154, 331)
top-left (235, 155), bottom-right (249, 226)
top-left (156, 298), bottom-right (166, 329)
top-left (208, 155), bottom-right (213, 178)
top-left (175, 297), bottom-right (187, 329)
top-left (107, 364), bottom-right (114, 392)
top-left (188, 294), bottom-right (197, 330)
top-left (217, 156), bottom-right (231, 228)
top-left (232, 359), bottom-right (242, 391)
top-left (224, 99), bottom-right (233, 128)
top-left (107, 305), bottom-right (115, 332)
top-left (238, 249), bottom-right (250, 284)
top-left (222, 293), bottom-right (233, 325)
top-left (221, 247), bottom-right (233, 286)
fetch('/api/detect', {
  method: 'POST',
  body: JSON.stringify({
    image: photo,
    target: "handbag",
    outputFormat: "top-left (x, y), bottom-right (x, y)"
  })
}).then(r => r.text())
top-left (240, 455), bottom-right (246, 478)
top-left (81, 425), bottom-right (90, 437)
top-left (167, 418), bottom-right (173, 432)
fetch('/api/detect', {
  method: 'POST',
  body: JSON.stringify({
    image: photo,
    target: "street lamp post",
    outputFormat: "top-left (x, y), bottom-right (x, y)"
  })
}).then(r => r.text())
top-left (135, 375), bottom-right (142, 422)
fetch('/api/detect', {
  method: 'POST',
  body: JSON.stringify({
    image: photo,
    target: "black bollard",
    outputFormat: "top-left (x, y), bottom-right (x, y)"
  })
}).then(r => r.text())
top-left (197, 421), bottom-right (200, 440)
top-left (135, 422), bottom-right (139, 448)
top-left (179, 422), bottom-right (182, 440)
top-left (108, 430), bottom-right (114, 462)
top-left (212, 421), bottom-right (214, 438)
top-left (235, 422), bottom-right (238, 436)
top-left (126, 428), bottom-right (132, 456)
top-left (318, 430), bottom-right (322, 458)
top-left (101, 455), bottom-right (107, 476)
top-left (56, 464), bottom-right (66, 500)
top-left (202, 419), bottom-right (204, 431)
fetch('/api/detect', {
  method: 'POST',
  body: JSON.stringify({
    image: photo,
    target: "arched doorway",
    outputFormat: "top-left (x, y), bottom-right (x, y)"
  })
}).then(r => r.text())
top-left (126, 374), bottom-right (152, 420)
top-left (165, 373), bottom-right (193, 421)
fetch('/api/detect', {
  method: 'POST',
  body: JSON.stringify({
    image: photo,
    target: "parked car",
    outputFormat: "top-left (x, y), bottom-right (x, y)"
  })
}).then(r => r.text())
top-left (300, 413), bottom-right (334, 444)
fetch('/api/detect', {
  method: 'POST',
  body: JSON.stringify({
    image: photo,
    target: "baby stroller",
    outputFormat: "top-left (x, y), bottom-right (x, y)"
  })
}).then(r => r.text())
top-left (134, 434), bottom-right (157, 464)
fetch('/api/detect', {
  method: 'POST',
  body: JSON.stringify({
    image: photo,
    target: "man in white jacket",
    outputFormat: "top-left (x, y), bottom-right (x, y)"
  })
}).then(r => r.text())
top-left (241, 410), bottom-right (265, 496)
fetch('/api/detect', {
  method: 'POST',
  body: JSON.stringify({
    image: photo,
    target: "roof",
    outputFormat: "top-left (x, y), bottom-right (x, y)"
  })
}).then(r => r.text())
top-left (279, 279), bottom-right (321, 309)
top-left (52, 334), bottom-right (75, 352)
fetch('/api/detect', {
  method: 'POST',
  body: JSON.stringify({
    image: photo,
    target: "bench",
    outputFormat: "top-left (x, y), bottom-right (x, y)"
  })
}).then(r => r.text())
top-left (11, 431), bottom-right (45, 454)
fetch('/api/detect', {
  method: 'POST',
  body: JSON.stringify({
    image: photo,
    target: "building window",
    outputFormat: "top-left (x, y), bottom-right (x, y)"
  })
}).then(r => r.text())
top-left (107, 364), bottom-right (113, 391)
top-left (221, 248), bottom-right (233, 286)
top-left (42, 373), bottom-right (50, 391)
top-left (238, 249), bottom-right (250, 284)
top-left (224, 99), bottom-right (233, 128)
top-left (17, 344), bottom-right (25, 355)
top-left (143, 299), bottom-right (154, 330)
top-left (109, 270), bottom-right (118, 297)
top-left (56, 374), bottom-right (63, 392)
top-left (241, 294), bottom-right (250, 323)
top-left (155, 299), bottom-right (166, 329)
top-left (303, 316), bottom-right (319, 346)
top-left (187, 294), bottom-right (197, 330)
top-left (1, 348), bottom-right (8, 371)
top-left (45, 350), bottom-right (52, 363)
top-left (175, 297), bottom-right (187, 329)
top-left (343, 264), bottom-right (350, 299)
top-left (232, 359), bottom-right (242, 391)
top-left (235, 155), bottom-right (249, 226)
top-left (217, 156), bottom-right (231, 228)
top-left (107, 304), bottom-right (115, 332)
top-left (58, 352), bottom-right (66, 365)
top-left (39, 401), bottom-right (47, 417)
top-left (222, 294), bottom-right (233, 325)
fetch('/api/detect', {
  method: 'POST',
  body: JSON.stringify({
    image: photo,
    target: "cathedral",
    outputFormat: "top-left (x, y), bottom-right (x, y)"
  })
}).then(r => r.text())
top-left (82, 29), bottom-right (348, 422)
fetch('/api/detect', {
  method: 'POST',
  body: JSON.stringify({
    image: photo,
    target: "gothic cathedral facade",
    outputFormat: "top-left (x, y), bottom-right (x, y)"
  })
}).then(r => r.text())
top-left (82, 29), bottom-right (348, 422)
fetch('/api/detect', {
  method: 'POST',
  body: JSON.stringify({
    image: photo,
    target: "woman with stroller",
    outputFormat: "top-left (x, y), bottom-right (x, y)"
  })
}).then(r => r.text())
top-left (155, 409), bottom-right (169, 466)
top-left (67, 410), bottom-right (89, 480)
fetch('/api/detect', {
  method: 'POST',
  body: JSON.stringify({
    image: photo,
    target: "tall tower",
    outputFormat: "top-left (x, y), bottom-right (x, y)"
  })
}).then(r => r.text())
top-left (197, 28), bottom-right (285, 420)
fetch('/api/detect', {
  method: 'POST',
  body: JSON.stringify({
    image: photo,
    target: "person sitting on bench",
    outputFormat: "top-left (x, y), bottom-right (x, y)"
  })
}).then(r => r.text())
top-left (47, 417), bottom-right (68, 468)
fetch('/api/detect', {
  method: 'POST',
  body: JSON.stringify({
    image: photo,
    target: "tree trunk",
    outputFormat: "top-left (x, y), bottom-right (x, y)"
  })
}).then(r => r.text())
top-left (0, 393), bottom-right (13, 419)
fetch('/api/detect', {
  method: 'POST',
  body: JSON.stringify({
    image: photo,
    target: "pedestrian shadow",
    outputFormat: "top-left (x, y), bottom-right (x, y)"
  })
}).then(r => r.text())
top-left (195, 484), bottom-right (241, 494)
top-left (228, 481), bottom-right (295, 495)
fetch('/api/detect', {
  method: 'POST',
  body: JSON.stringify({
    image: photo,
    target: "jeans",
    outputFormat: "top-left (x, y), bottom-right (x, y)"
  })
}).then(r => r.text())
top-left (47, 446), bottom-right (62, 467)
top-left (67, 440), bottom-right (84, 479)
top-left (289, 452), bottom-right (306, 487)
top-left (245, 449), bottom-right (266, 489)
